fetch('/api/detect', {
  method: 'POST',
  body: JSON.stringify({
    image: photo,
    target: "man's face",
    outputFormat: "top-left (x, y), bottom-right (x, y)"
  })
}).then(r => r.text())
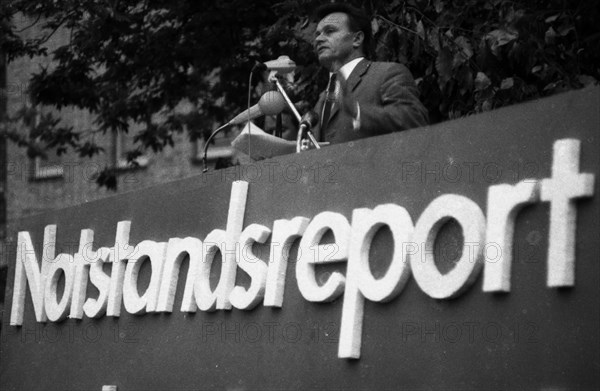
top-left (314, 12), bottom-right (357, 70)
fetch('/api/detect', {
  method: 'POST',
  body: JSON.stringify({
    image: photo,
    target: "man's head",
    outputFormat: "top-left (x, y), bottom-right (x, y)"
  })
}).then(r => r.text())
top-left (314, 3), bottom-right (372, 72)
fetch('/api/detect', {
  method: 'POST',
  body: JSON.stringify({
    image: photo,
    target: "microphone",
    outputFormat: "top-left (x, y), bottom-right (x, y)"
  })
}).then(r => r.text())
top-left (228, 90), bottom-right (287, 125)
top-left (296, 111), bottom-right (320, 152)
top-left (299, 111), bottom-right (319, 133)
top-left (262, 55), bottom-right (296, 74)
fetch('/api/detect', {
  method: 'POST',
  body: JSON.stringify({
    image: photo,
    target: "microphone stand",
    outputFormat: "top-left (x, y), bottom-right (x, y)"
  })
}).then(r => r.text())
top-left (296, 122), bottom-right (316, 153)
top-left (269, 73), bottom-right (320, 152)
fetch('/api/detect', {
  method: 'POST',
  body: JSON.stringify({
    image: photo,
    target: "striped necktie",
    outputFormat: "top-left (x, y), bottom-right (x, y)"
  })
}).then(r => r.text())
top-left (320, 72), bottom-right (337, 140)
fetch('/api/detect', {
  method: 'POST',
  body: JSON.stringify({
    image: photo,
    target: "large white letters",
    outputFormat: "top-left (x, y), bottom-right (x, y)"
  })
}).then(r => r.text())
top-left (541, 139), bottom-right (595, 287)
top-left (8, 138), bottom-right (597, 363)
top-left (156, 237), bottom-right (203, 313)
top-left (107, 221), bottom-right (134, 317)
top-left (83, 247), bottom-right (111, 318)
top-left (410, 194), bottom-right (486, 299)
top-left (70, 229), bottom-right (96, 319)
top-left (296, 211), bottom-right (350, 303)
top-left (123, 240), bottom-right (168, 315)
top-left (10, 225), bottom-right (56, 325)
top-left (264, 216), bottom-right (309, 307)
top-left (338, 204), bottom-right (414, 359)
top-left (483, 180), bottom-right (539, 292)
top-left (230, 223), bottom-right (271, 310)
top-left (43, 251), bottom-right (75, 322)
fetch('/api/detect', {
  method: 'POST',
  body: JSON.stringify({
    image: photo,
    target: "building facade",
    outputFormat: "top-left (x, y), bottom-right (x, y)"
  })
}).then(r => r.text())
top-left (0, 15), bottom-right (242, 316)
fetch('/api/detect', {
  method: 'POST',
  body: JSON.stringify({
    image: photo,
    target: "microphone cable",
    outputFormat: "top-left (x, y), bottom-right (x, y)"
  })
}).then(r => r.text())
top-left (202, 122), bottom-right (230, 173)
top-left (202, 62), bottom-right (266, 173)
top-left (246, 61), bottom-right (267, 161)
top-left (247, 71), bottom-right (253, 160)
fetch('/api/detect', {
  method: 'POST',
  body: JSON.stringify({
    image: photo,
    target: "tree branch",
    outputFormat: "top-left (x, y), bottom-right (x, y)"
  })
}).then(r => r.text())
top-left (14, 13), bottom-right (42, 33)
top-left (36, 9), bottom-right (78, 46)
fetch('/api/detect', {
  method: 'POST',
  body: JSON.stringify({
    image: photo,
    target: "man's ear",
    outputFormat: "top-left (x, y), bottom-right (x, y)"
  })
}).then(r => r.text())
top-left (352, 31), bottom-right (364, 49)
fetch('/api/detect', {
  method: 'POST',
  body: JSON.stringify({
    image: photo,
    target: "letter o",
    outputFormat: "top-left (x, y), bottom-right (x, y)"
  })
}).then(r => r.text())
top-left (283, 322), bottom-right (302, 343)
top-left (443, 163), bottom-right (461, 183)
top-left (483, 163), bottom-right (501, 183)
top-left (353, 204), bottom-right (414, 302)
top-left (42, 325), bottom-right (61, 343)
top-left (44, 254), bottom-right (76, 322)
top-left (243, 322), bottom-right (262, 343)
top-left (83, 323), bottom-right (101, 343)
top-left (283, 163), bottom-right (302, 183)
top-left (442, 322), bottom-right (462, 343)
top-left (243, 164), bottom-right (261, 182)
top-left (483, 322), bottom-right (501, 343)
top-left (410, 194), bottom-right (486, 299)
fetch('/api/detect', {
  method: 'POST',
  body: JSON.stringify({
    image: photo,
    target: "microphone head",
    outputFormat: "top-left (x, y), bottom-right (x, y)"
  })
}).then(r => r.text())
top-left (258, 91), bottom-right (287, 115)
top-left (264, 55), bottom-right (296, 74)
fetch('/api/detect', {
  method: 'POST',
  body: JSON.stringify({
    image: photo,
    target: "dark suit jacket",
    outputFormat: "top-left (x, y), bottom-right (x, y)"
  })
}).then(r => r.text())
top-left (315, 59), bottom-right (428, 144)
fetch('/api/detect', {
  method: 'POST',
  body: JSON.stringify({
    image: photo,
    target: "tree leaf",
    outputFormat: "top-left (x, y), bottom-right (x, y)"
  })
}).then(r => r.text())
top-left (453, 36), bottom-right (473, 67)
top-left (500, 77), bottom-right (514, 90)
top-left (558, 25), bottom-right (574, 37)
top-left (428, 27), bottom-right (440, 52)
top-left (371, 18), bottom-right (379, 36)
top-left (545, 27), bottom-right (557, 44)
top-left (486, 29), bottom-right (518, 56)
top-left (475, 72), bottom-right (491, 91)
top-left (436, 48), bottom-right (453, 88)
top-left (454, 36), bottom-right (473, 59)
top-left (416, 20), bottom-right (425, 41)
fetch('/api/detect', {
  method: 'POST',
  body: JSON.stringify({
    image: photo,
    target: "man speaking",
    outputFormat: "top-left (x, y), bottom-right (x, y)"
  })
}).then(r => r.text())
top-left (312, 2), bottom-right (428, 143)
top-left (232, 2), bottom-right (428, 157)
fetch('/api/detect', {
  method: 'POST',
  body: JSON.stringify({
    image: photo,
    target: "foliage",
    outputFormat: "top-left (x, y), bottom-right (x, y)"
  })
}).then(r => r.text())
top-left (357, 0), bottom-right (600, 122)
top-left (1, 0), bottom-right (288, 187)
top-left (1, 0), bottom-right (598, 188)
top-left (280, 0), bottom-right (600, 122)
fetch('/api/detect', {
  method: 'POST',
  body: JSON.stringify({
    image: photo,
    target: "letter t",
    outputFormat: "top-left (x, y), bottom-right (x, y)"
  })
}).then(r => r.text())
top-left (541, 139), bottom-right (595, 287)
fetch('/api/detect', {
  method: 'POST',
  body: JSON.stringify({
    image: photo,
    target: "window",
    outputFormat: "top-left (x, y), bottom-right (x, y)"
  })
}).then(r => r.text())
top-left (114, 130), bottom-right (149, 171)
top-left (27, 106), bottom-right (64, 181)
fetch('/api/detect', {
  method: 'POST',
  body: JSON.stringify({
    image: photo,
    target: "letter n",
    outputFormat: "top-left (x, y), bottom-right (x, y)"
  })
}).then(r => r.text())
top-left (10, 226), bottom-right (56, 325)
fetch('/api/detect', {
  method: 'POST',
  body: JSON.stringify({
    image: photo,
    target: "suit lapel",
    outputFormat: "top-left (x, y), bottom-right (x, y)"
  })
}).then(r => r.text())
top-left (329, 59), bottom-right (371, 122)
top-left (346, 59), bottom-right (370, 92)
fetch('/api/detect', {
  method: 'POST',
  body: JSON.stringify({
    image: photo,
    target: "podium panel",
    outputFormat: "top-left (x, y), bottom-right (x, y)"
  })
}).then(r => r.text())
top-left (1, 88), bottom-right (599, 390)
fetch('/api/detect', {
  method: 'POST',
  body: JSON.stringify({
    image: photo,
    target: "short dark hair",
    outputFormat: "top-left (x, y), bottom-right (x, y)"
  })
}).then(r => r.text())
top-left (315, 2), bottom-right (372, 57)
